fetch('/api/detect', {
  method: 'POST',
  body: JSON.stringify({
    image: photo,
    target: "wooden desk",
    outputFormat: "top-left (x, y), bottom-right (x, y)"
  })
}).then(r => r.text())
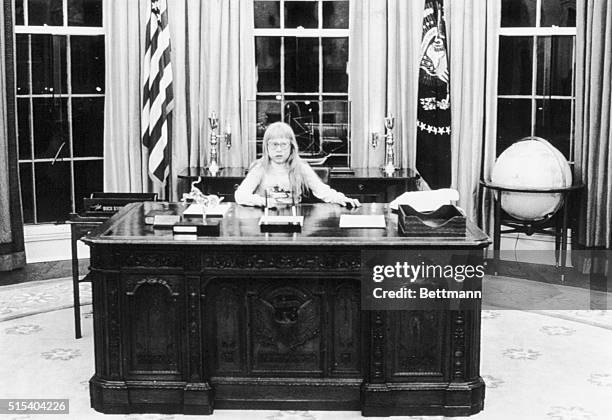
top-left (83, 202), bottom-right (489, 416)
top-left (177, 167), bottom-right (423, 202)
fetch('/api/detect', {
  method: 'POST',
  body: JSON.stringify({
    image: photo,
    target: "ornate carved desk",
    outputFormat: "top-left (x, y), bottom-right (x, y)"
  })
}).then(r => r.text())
top-left (83, 202), bottom-right (489, 416)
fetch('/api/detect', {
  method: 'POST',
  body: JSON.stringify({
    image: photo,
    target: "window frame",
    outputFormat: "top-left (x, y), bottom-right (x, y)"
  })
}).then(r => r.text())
top-left (497, 0), bottom-right (577, 162)
top-left (14, 0), bottom-right (104, 224)
top-left (254, 0), bottom-right (350, 166)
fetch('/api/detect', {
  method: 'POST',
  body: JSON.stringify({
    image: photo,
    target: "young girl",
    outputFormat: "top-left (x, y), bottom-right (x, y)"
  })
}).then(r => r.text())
top-left (235, 122), bottom-right (361, 208)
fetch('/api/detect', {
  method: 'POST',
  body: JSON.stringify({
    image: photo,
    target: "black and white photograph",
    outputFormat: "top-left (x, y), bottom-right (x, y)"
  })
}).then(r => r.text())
top-left (0, 0), bottom-right (610, 419)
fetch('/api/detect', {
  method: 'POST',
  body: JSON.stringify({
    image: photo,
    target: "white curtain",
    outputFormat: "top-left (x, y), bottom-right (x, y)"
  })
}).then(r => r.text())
top-left (481, 2), bottom-right (502, 233)
top-left (103, 0), bottom-right (145, 194)
top-left (349, 0), bottom-right (422, 170)
top-left (348, 0), bottom-right (388, 168)
top-left (103, 0), bottom-right (255, 199)
top-left (350, 0), bottom-right (499, 222)
top-left (386, 0), bottom-right (423, 170)
top-left (448, 0), bottom-right (500, 222)
top-left (575, 0), bottom-right (612, 249)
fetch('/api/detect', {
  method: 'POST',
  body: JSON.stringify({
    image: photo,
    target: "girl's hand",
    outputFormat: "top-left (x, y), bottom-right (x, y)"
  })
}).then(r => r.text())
top-left (336, 197), bottom-right (361, 208)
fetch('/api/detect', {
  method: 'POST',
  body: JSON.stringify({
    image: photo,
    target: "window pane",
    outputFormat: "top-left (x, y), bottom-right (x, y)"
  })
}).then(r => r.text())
top-left (497, 99), bottom-right (532, 156)
top-left (285, 37), bottom-right (319, 92)
top-left (18, 99), bottom-right (31, 160)
top-left (33, 98), bottom-right (70, 159)
top-left (16, 35), bottom-right (29, 95)
top-left (322, 96), bottom-right (349, 167)
top-left (283, 99), bottom-right (320, 155)
top-left (501, 0), bottom-right (536, 27)
top-left (28, 0), bottom-right (63, 26)
top-left (31, 35), bottom-right (67, 95)
top-left (68, 0), bottom-right (102, 27)
top-left (35, 161), bottom-right (72, 222)
top-left (541, 0), bottom-right (576, 27)
top-left (284, 1), bottom-right (318, 28)
top-left (498, 37), bottom-right (533, 95)
top-left (323, 1), bottom-right (349, 29)
top-left (71, 35), bottom-right (104, 93)
top-left (19, 163), bottom-right (34, 224)
top-left (322, 37), bottom-right (348, 92)
top-left (255, 99), bottom-right (282, 156)
top-left (254, 1), bottom-right (280, 28)
top-left (321, 99), bottom-right (349, 155)
top-left (15, 0), bottom-right (25, 25)
top-left (255, 37), bottom-right (281, 92)
top-left (535, 99), bottom-right (571, 159)
top-left (72, 97), bottom-right (104, 157)
top-left (74, 160), bottom-right (103, 212)
top-left (536, 36), bottom-right (573, 97)
top-left (256, 99), bottom-right (282, 132)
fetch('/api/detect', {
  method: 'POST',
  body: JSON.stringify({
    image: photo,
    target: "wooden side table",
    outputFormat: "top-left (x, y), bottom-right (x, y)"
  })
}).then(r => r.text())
top-left (67, 214), bottom-right (108, 339)
top-left (480, 180), bottom-right (585, 278)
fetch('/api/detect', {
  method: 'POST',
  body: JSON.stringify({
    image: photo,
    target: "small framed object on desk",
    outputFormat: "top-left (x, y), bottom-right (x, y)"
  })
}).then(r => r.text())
top-left (259, 189), bottom-right (303, 232)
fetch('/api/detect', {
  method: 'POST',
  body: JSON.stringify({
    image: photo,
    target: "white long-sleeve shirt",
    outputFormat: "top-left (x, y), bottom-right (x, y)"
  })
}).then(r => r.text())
top-left (234, 161), bottom-right (348, 206)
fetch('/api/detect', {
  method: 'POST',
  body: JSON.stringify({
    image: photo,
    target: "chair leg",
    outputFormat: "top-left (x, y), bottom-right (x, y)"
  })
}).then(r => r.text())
top-left (560, 200), bottom-right (569, 282)
top-left (71, 228), bottom-right (82, 339)
top-left (493, 194), bottom-right (501, 276)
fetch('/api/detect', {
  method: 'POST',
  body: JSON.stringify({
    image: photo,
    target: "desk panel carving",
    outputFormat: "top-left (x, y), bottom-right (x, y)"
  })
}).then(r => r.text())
top-left (201, 251), bottom-right (360, 272)
top-left (251, 288), bottom-right (321, 371)
top-left (125, 277), bottom-right (181, 375)
top-left (391, 311), bottom-right (444, 377)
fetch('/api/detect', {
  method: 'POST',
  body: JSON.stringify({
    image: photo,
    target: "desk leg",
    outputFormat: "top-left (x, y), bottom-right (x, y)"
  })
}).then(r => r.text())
top-left (71, 228), bottom-right (82, 339)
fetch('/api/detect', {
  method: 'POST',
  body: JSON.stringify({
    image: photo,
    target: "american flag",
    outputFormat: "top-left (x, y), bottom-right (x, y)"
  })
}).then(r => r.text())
top-left (416, 0), bottom-right (451, 189)
top-left (142, 0), bottom-right (174, 185)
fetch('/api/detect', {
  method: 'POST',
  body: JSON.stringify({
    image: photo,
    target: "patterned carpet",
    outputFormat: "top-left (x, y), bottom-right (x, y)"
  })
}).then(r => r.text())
top-left (1, 277), bottom-right (611, 420)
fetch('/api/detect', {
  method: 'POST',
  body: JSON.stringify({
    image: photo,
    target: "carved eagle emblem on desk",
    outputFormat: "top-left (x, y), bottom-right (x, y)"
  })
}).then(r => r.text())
top-left (253, 294), bottom-right (320, 352)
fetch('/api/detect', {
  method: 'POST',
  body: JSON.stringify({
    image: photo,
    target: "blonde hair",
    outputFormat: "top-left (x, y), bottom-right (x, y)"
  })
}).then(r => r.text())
top-left (259, 121), bottom-right (307, 196)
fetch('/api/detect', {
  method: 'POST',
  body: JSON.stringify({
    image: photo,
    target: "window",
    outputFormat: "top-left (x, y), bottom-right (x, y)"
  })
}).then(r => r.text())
top-left (497, 0), bottom-right (576, 160)
top-left (14, 0), bottom-right (104, 223)
top-left (253, 0), bottom-right (350, 167)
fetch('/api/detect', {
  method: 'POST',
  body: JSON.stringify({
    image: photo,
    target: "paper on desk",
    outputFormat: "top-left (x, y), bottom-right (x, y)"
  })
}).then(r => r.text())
top-left (339, 215), bottom-right (386, 228)
top-left (389, 188), bottom-right (460, 212)
top-left (184, 203), bottom-right (231, 217)
top-left (259, 215), bottom-right (304, 225)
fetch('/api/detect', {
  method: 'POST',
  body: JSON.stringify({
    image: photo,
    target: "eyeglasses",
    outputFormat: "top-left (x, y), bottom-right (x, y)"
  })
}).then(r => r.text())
top-left (267, 141), bottom-right (291, 150)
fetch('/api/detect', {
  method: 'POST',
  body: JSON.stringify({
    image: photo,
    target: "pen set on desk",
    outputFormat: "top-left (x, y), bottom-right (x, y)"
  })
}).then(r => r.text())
top-left (260, 190), bottom-right (302, 232)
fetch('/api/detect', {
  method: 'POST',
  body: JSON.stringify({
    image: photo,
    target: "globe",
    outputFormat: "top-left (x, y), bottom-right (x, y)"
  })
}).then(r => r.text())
top-left (491, 137), bottom-right (572, 221)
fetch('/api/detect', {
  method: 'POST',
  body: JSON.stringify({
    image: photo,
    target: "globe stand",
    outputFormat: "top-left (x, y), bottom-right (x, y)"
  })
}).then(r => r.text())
top-left (481, 180), bottom-right (585, 281)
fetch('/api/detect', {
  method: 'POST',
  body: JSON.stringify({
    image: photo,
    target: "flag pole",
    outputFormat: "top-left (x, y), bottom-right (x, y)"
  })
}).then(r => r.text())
top-left (168, 116), bottom-right (173, 201)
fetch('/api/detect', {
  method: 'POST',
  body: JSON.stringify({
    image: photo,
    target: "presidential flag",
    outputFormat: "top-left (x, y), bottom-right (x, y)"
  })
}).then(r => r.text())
top-left (416, 0), bottom-right (451, 189)
top-left (142, 0), bottom-right (174, 185)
